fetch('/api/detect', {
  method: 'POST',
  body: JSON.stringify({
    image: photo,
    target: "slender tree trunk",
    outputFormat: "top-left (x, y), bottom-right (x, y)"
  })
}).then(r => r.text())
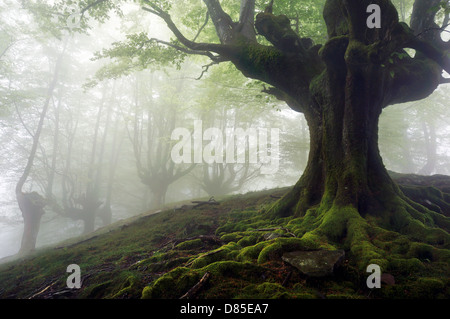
top-left (418, 119), bottom-right (437, 175)
top-left (99, 114), bottom-right (123, 226)
top-left (46, 90), bottom-right (62, 201)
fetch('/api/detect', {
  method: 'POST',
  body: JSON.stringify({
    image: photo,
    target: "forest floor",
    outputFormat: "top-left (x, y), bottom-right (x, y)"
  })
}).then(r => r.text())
top-left (0, 178), bottom-right (449, 299)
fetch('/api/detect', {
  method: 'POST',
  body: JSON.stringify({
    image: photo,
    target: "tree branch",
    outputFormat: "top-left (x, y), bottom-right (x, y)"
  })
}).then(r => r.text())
top-left (195, 60), bottom-right (224, 80)
top-left (255, 10), bottom-right (306, 53)
top-left (14, 102), bottom-right (35, 138)
top-left (406, 36), bottom-right (450, 74)
top-left (146, 37), bottom-right (221, 61)
top-left (202, 0), bottom-right (236, 44)
top-left (237, 0), bottom-right (256, 41)
top-left (80, 0), bottom-right (109, 14)
top-left (141, 3), bottom-right (228, 56)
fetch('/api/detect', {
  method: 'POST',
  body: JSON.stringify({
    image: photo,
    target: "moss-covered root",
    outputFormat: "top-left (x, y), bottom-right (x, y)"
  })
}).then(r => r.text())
top-left (141, 261), bottom-right (267, 299)
top-left (285, 201), bottom-right (450, 273)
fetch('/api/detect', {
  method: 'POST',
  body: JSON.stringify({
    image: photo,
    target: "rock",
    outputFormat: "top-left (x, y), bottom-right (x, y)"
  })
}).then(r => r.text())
top-left (282, 250), bottom-right (345, 277)
top-left (381, 273), bottom-right (395, 286)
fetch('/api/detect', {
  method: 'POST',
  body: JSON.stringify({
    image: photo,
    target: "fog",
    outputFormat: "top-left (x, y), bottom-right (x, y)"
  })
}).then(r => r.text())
top-left (0, 0), bottom-right (449, 261)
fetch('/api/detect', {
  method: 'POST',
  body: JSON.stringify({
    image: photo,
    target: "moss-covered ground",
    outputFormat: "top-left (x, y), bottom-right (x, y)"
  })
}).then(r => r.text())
top-left (0, 186), bottom-right (449, 299)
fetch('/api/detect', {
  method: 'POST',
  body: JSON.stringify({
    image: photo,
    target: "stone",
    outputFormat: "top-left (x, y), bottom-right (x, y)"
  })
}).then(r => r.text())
top-left (282, 250), bottom-right (345, 277)
top-left (381, 273), bottom-right (395, 286)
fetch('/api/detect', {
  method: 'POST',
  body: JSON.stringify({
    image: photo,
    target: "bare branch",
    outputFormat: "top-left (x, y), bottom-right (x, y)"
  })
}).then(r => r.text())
top-left (195, 60), bottom-right (222, 80)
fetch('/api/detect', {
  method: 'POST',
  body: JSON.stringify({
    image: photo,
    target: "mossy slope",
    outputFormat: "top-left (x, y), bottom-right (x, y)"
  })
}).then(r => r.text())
top-left (0, 185), bottom-right (449, 299)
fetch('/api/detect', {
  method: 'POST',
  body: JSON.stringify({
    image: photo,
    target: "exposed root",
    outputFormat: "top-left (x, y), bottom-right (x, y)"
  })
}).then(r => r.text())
top-left (142, 173), bottom-right (450, 299)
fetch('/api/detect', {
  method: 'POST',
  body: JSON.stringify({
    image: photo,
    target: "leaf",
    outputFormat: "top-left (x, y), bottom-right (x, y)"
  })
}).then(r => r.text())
top-left (390, 70), bottom-right (395, 78)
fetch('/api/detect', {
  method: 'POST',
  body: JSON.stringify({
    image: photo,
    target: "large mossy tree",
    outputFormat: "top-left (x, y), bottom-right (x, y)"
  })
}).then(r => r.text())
top-left (134, 0), bottom-right (450, 267)
top-left (60, 0), bottom-right (450, 270)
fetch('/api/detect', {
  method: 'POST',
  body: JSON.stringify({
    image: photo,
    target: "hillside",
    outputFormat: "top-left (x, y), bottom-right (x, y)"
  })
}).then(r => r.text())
top-left (0, 186), bottom-right (449, 300)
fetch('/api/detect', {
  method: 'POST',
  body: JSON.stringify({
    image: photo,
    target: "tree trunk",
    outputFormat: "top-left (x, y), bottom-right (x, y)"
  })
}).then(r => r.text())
top-left (151, 184), bottom-right (168, 209)
top-left (17, 192), bottom-right (46, 254)
top-left (265, 58), bottom-right (450, 270)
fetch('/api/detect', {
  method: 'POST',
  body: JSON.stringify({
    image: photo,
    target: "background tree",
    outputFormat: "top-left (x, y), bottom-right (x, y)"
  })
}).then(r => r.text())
top-left (127, 71), bottom-right (196, 209)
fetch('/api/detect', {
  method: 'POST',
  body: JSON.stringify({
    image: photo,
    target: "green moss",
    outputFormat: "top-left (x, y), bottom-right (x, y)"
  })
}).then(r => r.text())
top-left (141, 267), bottom-right (198, 299)
top-left (111, 273), bottom-right (142, 299)
top-left (388, 257), bottom-right (425, 274)
top-left (390, 236), bottom-right (411, 255)
top-left (317, 205), bottom-right (363, 242)
top-left (350, 240), bottom-right (384, 270)
top-left (215, 210), bottom-right (267, 235)
top-left (299, 232), bottom-right (323, 249)
top-left (237, 233), bottom-right (259, 247)
top-left (83, 281), bottom-right (113, 299)
top-left (288, 208), bottom-right (319, 236)
top-left (188, 242), bottom-right (240, 269)
top-left (257, 241), bottom-right (282, 264)
top-left (404, 219), bottom-right (450, 246)
top-left (406, 242), bottom-right (450, 263)
top-left (258, 237), bottom-right (323, 264)
top-left (220, 232), bottom-right (243, 243)
top-left (237, 241), bottom-right (271, 262)
top-left (175, 239), bottom-right (203, 250)
top-left (203, 261), bottom-right (261, 278)
top-left (408, 278), bottom-right (445, 299)
top-left (407, 242), bottom-right (435, 262)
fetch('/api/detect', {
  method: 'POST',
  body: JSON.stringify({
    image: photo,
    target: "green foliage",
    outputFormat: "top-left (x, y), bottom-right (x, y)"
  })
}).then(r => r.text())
top-left (87, 33), bottom-right (187, 86)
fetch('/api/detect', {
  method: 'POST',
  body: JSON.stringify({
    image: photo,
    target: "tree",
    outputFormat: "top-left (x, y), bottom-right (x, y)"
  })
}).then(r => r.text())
top-left (68, 0), bottom-right (450, 268)
top-left (127, 71), bottom-right (196, 209)
top-left (195, 108), bottom-right (261, 197)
